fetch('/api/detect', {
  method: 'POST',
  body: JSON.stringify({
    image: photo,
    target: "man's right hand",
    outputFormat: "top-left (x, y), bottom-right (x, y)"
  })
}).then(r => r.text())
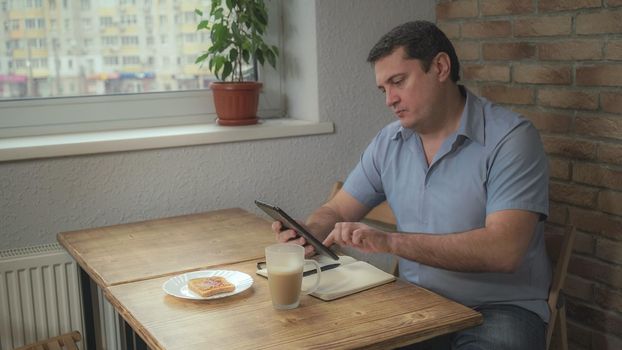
top-left (271, 221), bottom-right (317, 257)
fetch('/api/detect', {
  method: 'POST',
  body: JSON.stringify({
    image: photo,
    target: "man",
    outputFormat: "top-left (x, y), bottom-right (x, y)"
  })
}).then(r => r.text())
top-left (273, 21), bottom-right (551, 349)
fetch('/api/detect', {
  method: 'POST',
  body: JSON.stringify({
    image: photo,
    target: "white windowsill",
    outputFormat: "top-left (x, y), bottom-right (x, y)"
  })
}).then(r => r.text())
top-left (0, 119), bottom-right (334, 162)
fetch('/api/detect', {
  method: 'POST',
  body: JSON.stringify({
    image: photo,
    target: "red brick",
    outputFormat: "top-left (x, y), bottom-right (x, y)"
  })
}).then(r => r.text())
top-left (564, 275), bottom-right (594, 302)
top-left (575, 229), bottom-right (597, 255)
top-left (601, 92), bottom-right (622, 114)
top-left (549, 202), bottom-right (568, 224)
top-left (538, 40), bottom-right (604, 60)
top-left (569, 207), bottom-right (622, 240)
top-left (574, 163), bottom-right (622, 191)
top-left (605, 40), bottom-right (622, 60)
top-left (592, 331), bottom-right (622, 350)
top-left (596, 239), bottom-right (622, 265)
top-left (481, 0), bottom-right (533, 16)
top-left (550, 158), bottom-right (571, 180)
top-left (462, 64), bottom-right (510, 82)
top-left (568, 317), bottom-right (592, 350)
top-left (514, 15), bottom-right (572, 37)
top-left (576, 115), bottom-right (622, 141)
top-left (577, 65), bottom-right (622, 86)
top-left (463, 83), bottom-right (480, 95)
top-left (539, 0), bottom-right (602, 12)
top-left (538, 89), bottom-right (598, 110)
top-left (567, 301), bottom-right (622, 337)
top-left (453, 41), bottom-right (480, 61)
top-left (513, 64), bottom-right (572, 84)
top-left (480, 85), bottom-right (534, 105)
top-left (567, 323), bottom-right (592, 348)
top-left (436, 0), bottom-right (478, 20)
top-left (598, 143), bottom-right (622, 166)
top-left (513, 108), bottom-right (572, 133)
top-left (437, 21), bottom-right (460, 39)
top-left (576, 9), bottom-right (622, 34)
top-left (569, 255), bottom-right (622, 289)
top-left (599, 191), bottom-right (622, 216)
top-left (482, 42), bottom-right (536, 60)
top-left (542, 135), bottom-right (597, 159)
top-left (550, 181), bottom-right (598, 207)
top-left (461, 21), bottom-right (512, 39)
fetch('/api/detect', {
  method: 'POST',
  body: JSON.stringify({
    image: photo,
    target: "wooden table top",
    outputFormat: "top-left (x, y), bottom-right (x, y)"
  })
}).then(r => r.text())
top-left (57, 208), bottom-right (276, 287)
top-left (106, 259), bottom-right (483, 350)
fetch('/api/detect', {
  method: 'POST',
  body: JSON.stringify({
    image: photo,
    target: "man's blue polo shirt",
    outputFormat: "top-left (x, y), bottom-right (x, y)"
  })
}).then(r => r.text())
top-left (343, 88), bottom-right (552, 322)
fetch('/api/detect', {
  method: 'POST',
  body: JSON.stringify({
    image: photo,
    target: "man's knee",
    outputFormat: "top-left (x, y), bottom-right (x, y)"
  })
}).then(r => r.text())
top-left (453, 305), bottom-right (545, 350)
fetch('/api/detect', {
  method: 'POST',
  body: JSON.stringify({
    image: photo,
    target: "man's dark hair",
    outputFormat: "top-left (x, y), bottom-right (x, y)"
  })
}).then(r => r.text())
top-left (367, 21), bottom-right (460, 82)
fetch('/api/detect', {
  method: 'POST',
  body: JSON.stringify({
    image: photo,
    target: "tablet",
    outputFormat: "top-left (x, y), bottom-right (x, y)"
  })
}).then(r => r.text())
top-left (255, 200), bottom-right (340, 261)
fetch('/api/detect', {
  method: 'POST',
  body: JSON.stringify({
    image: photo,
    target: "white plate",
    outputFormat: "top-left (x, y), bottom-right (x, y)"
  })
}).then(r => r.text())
top-left (162, 270), bottom-right (253, 300)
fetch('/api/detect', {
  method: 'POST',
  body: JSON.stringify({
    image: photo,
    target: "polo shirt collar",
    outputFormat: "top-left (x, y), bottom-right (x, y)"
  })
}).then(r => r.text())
top-left (391, 86), bottom-right (485, 145)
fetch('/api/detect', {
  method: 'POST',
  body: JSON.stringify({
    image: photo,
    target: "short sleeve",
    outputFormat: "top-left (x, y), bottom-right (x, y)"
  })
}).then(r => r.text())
top-left (343, 132), bottom-right (387, 209)
top-left (486, 121), bottom-right (549, 220)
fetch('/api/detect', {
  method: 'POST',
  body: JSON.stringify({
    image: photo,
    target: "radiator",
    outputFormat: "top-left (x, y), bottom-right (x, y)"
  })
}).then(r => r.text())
top-left (0, 243), bottom-right (122, 350)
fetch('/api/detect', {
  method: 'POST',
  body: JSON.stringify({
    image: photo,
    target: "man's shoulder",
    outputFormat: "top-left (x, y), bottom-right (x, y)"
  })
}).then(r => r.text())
top-left (369, 120), bottom-right (403, 145)
top-left (474, 93), bottom-right (535, 146)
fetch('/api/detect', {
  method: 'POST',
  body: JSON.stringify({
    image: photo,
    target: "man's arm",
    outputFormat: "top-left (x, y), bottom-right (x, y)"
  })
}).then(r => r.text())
top-left (324, 209), bottom-right (539, 273)
top-left (273, 189), bottom-right (371, 256)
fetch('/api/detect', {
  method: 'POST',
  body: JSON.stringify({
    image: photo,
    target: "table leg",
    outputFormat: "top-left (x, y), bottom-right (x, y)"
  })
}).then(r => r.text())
top-left (135, 334), bottom-right (148, 350)
top-left (79, 267), bottom-right (98, 350)
top-left (119, 315), bottom-right (149, 350)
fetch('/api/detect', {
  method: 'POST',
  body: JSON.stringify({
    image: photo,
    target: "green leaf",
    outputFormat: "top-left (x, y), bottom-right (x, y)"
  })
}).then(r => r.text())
top-left (222, 62), bottom-right (233, 81)
top-left (195, 52), bottom-right (210, 64)
top-left (210, 0), bottom-right (221, 14)
top-left (256, 49), bottom-right (264, 65)
top-left (196, 20), bottom-right (209, 31)
top-left (266, 49), bottom-right (276, 68)
top-left (213, 55), bottom-right (225, 77)
top-left (229, 48), bottom-right (238, 62)
top-left (213, 7), bottom-right (224, 19)
top-left (194, 9), bottom-right (203, 16)
top-left (242, 49), bottom-right (250, 63)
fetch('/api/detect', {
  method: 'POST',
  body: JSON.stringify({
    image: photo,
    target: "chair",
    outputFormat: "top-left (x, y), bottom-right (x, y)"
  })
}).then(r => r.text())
top-left (328, 181), bottom-right (396, 229)
top-left (545, 226), bottom-right (576, 350)
top-left (14, 331), bottom-right (82, 350)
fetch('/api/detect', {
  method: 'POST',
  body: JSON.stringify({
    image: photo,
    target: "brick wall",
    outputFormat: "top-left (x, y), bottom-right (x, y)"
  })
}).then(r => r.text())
top-left (436, 0), bottom-right (622, 349)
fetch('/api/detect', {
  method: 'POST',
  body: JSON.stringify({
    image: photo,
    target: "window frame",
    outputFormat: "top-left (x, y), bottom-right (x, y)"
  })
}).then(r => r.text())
top-left (0, 0), bottom-right (285, 139)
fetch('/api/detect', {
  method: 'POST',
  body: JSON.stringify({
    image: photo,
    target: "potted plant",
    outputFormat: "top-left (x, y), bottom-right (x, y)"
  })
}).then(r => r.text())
top-left (195, 0), bottom-right (279, 126)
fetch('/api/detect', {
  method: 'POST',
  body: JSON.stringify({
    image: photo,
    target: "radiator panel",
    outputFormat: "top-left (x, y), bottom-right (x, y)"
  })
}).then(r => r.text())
top-left (1, 243), bottom-right (127, 350)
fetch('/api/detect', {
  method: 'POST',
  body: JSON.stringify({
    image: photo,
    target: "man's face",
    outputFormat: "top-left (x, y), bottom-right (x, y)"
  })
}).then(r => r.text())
top-left (374, 47), bottom-right (439, 130)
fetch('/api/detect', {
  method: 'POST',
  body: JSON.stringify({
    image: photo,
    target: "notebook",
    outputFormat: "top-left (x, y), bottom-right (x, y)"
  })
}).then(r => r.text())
top-left (256, 254), bottom-right (396, 301)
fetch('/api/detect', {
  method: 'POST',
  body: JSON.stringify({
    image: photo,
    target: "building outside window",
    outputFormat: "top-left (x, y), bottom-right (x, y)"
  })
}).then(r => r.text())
top-left (0, 0), bottom-right (284, 138)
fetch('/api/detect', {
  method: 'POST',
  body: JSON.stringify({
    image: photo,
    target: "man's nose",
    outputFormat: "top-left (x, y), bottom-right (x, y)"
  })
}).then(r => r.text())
top-left (385, 88), bottom-right (398, 107)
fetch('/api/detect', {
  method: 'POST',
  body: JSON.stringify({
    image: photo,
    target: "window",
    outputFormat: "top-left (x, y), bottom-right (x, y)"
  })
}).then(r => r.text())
top-left (0, 0), bottom-right (284, 138)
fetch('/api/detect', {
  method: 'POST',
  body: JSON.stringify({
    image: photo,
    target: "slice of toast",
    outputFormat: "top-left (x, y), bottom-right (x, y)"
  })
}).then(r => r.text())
top-left (188, 276), bottom-right (235, 297)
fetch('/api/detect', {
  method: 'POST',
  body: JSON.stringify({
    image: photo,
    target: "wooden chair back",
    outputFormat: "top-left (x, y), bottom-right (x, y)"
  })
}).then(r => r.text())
top-left (545, 226), bottom-right (576, 350)
top-left (329, 181), bottom-right (398, 274)
top-left (14, 331), bottom-right (81, 350)
top-left (328, 181), bottom-right (397, 228)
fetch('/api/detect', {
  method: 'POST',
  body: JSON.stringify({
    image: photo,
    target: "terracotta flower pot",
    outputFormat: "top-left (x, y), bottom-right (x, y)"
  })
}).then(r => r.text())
top-left (209, 81), bottom-right (263, 126)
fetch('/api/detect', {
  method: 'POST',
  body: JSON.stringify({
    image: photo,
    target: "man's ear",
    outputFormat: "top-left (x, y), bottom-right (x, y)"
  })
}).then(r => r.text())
top-left (433, 52), bottom-right (452, 82)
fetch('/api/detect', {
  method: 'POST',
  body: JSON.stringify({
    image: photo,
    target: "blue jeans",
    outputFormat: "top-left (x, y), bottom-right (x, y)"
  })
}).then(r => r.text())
top-left (398, 304), bottom-right (546, 350)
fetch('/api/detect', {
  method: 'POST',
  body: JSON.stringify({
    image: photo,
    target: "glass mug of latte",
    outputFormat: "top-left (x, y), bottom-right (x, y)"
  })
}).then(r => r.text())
top-left (265, 243), bottom-right (322, 310)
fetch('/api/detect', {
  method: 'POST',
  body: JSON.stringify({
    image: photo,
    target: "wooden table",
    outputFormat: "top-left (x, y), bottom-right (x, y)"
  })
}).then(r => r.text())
top-left (58, 208), bottom-right (482, 349)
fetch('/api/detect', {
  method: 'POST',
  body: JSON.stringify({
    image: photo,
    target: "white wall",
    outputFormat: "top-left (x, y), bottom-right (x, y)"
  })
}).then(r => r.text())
top-left (0, 0), bottom-right (434, 251)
